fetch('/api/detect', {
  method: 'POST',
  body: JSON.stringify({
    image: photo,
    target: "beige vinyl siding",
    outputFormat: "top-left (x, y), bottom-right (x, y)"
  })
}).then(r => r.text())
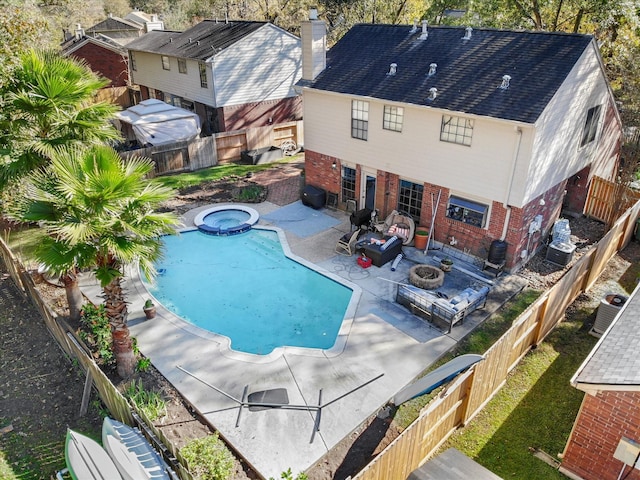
top-left (303, 89), bottom-right (535, 207)
top-left (212, 24), bottom-right (301, 107)
top-left (527, 40), bottom-right (614, 201)
top-left (129, 51), bottom-right (215, 105)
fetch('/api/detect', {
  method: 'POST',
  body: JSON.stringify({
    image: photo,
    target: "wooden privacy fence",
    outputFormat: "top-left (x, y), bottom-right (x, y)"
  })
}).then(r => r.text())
top-left (121, 120), bottom-right (302, 176)
top-left (584, 176), bottom-right (640, 225)
top-left (354, 198), bottom-right (640, 480)
top-left (0, 238), bottom-right (193, 480)
top-left (120, 136), bottom-right (217, 176)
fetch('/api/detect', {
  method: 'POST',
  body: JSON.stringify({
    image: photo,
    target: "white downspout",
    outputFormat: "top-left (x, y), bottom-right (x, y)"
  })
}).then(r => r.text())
top-left (501, 127), bottom-right (523, 241)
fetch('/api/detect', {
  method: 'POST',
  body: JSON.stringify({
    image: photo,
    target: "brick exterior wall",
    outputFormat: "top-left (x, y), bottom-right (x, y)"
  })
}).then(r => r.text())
top-left (69, 43), bottom-right (129, 87)
top-left (304, 151), bottom-right (579, 269)
top-left (564, 166), bottom-right (592, 214)
top-left (304, 151), bottom-right (342, 200)
top-left (561, 391), bottom-right (640, 480)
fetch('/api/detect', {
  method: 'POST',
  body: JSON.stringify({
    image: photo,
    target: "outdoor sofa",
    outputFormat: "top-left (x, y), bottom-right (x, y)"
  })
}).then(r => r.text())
top-left (396, 284), bottom-right (490, 333)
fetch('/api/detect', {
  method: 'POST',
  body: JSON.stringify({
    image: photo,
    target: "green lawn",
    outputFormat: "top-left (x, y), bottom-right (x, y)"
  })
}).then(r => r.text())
top-left (151, 154), bottom-right (303, 191)
top-left (440, 307), bottom-right (598, 479)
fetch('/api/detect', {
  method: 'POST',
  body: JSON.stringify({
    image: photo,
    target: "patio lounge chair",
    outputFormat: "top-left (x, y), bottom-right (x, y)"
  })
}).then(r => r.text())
top-left (335, 230), bottom-right (361, 256)
top-left (373, 210), bottom-right (415, 245)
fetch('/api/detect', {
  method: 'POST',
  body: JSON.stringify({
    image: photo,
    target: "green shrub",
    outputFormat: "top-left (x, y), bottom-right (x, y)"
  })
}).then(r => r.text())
top-left (79, 303), bottom-right (113, 364)
top-left (234, 184), bottom-right (264, 202)
top-left (124, 379), bottom-right (166, 421)
top-left (270, 468), bottom-right (308, 480)
top-left (181, 433), bottom-right (235, 480)
top-left (137, 357), bottom-right (151, 372)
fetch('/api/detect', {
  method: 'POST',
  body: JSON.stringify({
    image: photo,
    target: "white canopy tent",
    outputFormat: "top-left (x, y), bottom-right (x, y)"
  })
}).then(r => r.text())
top-left (115, 99), bottom-right (201, 146)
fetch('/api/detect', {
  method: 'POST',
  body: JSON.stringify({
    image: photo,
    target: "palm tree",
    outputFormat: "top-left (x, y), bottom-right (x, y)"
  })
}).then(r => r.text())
top-left (0, 49), bottom-right (121, 188)
top-left (14, 145), bottom-right (179, 378)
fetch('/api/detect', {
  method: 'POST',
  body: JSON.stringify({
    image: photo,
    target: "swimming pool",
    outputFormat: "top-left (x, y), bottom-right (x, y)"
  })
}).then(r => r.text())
top-left (144, 228), bottom-right (356, 355)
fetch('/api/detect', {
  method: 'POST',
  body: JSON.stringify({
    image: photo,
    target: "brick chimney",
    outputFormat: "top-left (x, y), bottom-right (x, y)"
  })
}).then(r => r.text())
top-left (300, 8), bottom-right (326, 82)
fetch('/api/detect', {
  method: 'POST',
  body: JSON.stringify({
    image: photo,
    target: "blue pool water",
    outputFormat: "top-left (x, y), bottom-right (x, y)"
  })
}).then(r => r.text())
top-left (145, 229), bottom-right (353, 355)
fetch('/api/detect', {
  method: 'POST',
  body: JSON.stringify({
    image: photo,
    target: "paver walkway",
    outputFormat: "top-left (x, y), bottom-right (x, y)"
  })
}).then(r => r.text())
top-left (251, 159), bottom-right (305, 205)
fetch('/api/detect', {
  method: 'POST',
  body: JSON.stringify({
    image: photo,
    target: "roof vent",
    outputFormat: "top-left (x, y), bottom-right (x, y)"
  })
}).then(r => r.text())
top-left (462, 27), bottom-right (473, 40)
top-left (387, 63), bottom-right (397, 76)
top-left (419, 20), bottom-right (428, 40)
top-left (197, 40), bottom-right (200, 45)
top-left (428, 87), bottom-right (438, 101)
top-left (169, 38), bottom-right (173, 42)
top-left (410, 19), bottom-right (418, 33)
top-left (499, 75), bottom-right (511, 89)
top-left (428, 63), bottom-right (437, 76)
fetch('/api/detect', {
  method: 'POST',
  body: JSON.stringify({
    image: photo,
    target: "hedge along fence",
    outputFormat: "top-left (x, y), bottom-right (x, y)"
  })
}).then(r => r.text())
top-left (0, 237), bottom-right (194, 480)
top-left (354, 198), bottom-right (640, 480)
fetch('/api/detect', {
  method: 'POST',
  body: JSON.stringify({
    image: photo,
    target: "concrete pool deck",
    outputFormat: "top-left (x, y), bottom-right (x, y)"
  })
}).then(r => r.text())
top-left (80, 200), bottom-right (527, 479)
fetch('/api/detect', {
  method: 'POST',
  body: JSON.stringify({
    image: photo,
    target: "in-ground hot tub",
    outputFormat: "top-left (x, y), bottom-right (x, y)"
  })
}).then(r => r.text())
top-left (193, 205), bottom-right (260, 235)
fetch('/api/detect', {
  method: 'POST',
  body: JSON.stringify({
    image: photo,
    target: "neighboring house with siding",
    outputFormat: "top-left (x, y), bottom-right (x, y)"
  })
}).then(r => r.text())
top-left (61, 12), bottom-right (164, 107)
top-left (296, 19), bottom-right (622, 270)
top-left (560, 285), bottom-right (640, 480)
top-left (125, 20), bottom-right (302, 136)
top-left (62, 12), bottom-right (164, 46)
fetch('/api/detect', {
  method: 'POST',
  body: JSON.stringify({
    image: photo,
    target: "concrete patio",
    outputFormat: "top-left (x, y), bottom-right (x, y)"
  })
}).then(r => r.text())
top-left (80, 200), bottom-right (527, 479)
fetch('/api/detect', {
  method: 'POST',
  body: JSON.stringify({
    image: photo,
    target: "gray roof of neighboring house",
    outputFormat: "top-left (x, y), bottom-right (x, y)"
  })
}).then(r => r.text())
top-left (573, 288), bottom-right (640, 389)
top-left (306, 24), bottom-right (593, 124)
top-left (61, 33), bottom-right (127, 55)
top-left (125, 20), bottom-right (267, 61)
top-left (86, 16), bottom-right (143, 33)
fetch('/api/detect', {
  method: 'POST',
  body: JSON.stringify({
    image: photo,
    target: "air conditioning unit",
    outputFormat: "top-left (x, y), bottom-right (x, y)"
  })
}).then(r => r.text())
top-left (591, 294), bottom-right (628, 337)
top-left (546, 241), bottom-right (576, 266)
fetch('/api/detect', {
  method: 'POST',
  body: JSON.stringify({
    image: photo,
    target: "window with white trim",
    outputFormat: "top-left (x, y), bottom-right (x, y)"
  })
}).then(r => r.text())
top-left (178, 58), bottom-right (187, 74)
top-left (161, 55), bottom-right (170, 70)
top-left (446, 196), bottom-right (488, 228)
top-left (383, 105), bottom-right (403, 132)
top-left (440, 115), bottom-right (473, 146)
top-left (580, 105), bottom-right (601, 147)
top-left (199, 63), bottom-right (208, 88)
top-left (397, 180), bottom-right (423, 220)
top-left (341, 166), bottom-right (356, 204)
top-left (351, 100), bottom-right (369, 140)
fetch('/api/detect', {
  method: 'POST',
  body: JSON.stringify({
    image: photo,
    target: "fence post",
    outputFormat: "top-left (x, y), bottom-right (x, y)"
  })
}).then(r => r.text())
top-left (80, 369), bottom-right (93, 416)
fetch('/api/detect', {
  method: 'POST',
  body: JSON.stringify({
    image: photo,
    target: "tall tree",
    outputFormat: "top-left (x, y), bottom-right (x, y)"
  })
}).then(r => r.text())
top-left (0, 49), bottom-right (121, 189)
top-left (0, 1), bottom-right (53, 89)
top-left (13, 145), bottom-right (179, 378)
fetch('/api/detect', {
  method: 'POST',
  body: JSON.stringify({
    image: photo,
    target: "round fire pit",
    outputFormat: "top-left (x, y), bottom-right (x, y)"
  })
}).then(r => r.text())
top-left (409, 264), bottom-right (444, 290)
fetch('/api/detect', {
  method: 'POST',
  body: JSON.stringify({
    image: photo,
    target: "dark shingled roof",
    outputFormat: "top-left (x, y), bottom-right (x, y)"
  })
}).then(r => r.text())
top-left (126, 20), bottom-right (267, 61)
top-left (308, 24), bottom-right (593, 124)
